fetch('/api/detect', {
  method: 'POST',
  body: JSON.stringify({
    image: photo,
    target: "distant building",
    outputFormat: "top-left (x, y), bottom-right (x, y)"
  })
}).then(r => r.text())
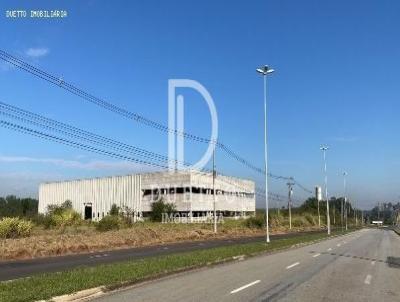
top-left (39, 170), bottom-right (256, 221)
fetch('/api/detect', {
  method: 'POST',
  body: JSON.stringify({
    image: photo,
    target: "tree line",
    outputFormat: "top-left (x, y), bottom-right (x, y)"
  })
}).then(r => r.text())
top-left (0, 195), bottom-right (38, 218)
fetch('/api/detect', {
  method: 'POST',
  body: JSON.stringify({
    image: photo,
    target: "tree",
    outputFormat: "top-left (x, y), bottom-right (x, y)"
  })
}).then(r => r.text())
top-left (150, 198), bottom-right (176, 222)
top-left (0, 196), bottom-right (38, 218)
top-left (109, 204), bottom-right (120, 216)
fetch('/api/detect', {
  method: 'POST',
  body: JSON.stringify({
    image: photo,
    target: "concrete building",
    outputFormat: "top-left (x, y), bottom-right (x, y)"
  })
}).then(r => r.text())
top-left (39, 170), bottom-right (256, 221)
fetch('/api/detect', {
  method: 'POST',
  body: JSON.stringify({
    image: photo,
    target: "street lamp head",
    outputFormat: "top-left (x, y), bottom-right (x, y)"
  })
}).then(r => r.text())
top-left (343, 171), bottom-right (348, 176)
top-left (320, 145), bottom-right (329, 151)
top-left (256, 65), bottom-right (275, 75)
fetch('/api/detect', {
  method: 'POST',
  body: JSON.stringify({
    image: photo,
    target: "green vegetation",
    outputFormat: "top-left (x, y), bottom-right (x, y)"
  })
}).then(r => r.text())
top-left (109, 204), bottom-right (120, 216)
top-left (96, 204), bottom-right (135, 232)
top-left (96, 215), bottom-right (122, 231)
top-left (0, 229), bottom-right (355, 302)
top-left (244, 215), bottom-right (264, 228)
top-left (0, 217), bottom-right (33, 238)
top-left (40, 200), bottom-right (82, 229)
top-left (0, 195), bottom-right (38, 219)
top-left (149, 198), bottom-right (177, 222)
top-left (365, 202), bottom-right (400, 225)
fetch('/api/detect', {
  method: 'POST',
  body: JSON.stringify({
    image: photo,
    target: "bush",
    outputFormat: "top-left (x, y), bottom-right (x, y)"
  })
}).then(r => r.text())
top-left (32, 214), bottom-right (53, 229)
top-left (150, 199), bottom-right (177, 222)
top-left (38, 201), bottom-right (82, 229)
top-left (51, 208), bottom-right (82, 227)
top-left (0, 217), bottom-right (34, 238)
top-left (292, 218), bottom-right (305, 227)
top-left (304, 214), bottom-right (316, 225)
top-left (96, 215), bottom-right (123, 232)
top-left (109, 204), bottom-right (120, 216)
top-left (245, 215), bottom-right (265, 229)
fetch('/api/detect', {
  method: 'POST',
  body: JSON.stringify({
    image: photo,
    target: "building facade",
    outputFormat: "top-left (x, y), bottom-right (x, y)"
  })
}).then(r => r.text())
top-left (39, 170), bottom-right (256, 221)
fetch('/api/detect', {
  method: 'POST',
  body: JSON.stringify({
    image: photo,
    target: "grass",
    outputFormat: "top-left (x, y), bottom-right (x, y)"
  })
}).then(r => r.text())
top-left (0, 216), bottom-right (326, 261)
top-left (0, 229), bottom-right (357, 302)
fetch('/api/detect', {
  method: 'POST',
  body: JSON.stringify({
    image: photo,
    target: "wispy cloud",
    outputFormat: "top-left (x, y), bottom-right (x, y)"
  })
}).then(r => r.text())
top-left (25, 47), bottom-right (49, 58)
top-left (0, 155), bottom-right (153, 172)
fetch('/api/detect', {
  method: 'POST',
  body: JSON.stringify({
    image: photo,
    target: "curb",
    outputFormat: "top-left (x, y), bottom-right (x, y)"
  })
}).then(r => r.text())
top-left (36, 287), bottom-right (105, 302)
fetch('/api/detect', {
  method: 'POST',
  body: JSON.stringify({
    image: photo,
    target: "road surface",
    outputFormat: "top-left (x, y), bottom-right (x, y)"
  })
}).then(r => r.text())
top-left (0, 230), bottom-right (324, 281)
top-left (92, 228), bottom-right (400, 302)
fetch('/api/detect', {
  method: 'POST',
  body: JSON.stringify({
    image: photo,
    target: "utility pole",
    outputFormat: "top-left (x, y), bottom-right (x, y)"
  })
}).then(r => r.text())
top-left (343, 172), bottom-right (348, 231)
top-left (287, 179), bottom-right (295, 230)
top-left (316, 186), bottom-right (321, 228)
top-left (333, 207), bottom-right (336, 225)
top-left (213, 145), bottom-right (217, 234)
top-left (361, 210), bottom-right (364, 226)
top-left (340, 197), bottom-right (344, 231)
top-left (320, 145), bottom-right (330, 235)
top-left (317, 197), bottom-right (321, 228)
top-left (257, 65), bottom-right (274, 243)
top-left (355, 202), bottom-right (358, 226)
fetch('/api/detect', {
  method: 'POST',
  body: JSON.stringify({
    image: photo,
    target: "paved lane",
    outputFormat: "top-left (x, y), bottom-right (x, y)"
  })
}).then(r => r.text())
top-left (91, 229), bottom-right (400, 302)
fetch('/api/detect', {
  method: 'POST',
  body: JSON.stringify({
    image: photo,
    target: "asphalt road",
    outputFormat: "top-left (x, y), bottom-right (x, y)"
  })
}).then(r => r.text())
top-left (0, 230), bottom-right (324, 281)
top-left (92, 228), bottom-right (400, 302)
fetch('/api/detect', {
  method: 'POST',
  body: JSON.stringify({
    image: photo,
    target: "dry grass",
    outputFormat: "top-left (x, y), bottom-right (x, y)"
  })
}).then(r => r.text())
top-left (0, 216), bottom-right (321, 261)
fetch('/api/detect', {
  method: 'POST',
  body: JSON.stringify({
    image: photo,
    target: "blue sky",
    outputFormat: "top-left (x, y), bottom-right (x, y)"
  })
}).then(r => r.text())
top-left (1, 0), bottom-right (400, 209)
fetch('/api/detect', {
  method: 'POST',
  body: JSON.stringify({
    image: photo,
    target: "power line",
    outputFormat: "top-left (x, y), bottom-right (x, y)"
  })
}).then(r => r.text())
top-left (0, 101), bottom-right (188, 167)
top-left (0, 49), bottom-right (313, 194)
top-left (0, 49), bottom-right (310, 189)
top-left (0, 120), bottom-right (288, 200)
top-left (0, 102), bottom-right (292, 200)
top-left (0, 120), bottom-right (168, 169)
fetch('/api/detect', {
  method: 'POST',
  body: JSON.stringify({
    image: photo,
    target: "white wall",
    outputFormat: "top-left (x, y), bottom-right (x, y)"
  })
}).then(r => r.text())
top-left (39, 171), bottom-right (256, 220)
top-left (39, 174), bottom-right (141, 221)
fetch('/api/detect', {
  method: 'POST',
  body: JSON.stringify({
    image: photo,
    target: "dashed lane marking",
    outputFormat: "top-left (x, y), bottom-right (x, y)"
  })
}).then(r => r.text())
top-left (286, 262), bottom-right (300, 269)
top-left (230, 280), bottom-right (261, 294)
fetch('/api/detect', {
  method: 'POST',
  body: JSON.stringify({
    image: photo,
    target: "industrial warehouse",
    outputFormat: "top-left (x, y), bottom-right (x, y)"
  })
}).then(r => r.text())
top-left (38, 170), bottom-right (256, 221)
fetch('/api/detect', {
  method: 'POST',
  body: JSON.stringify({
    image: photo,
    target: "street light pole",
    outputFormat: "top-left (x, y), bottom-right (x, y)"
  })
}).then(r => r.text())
top-left (343, 171), bottom-right (348, 231)
top-left (257, 65), bottom-right (274, 243)
top-left (321, 145), bottom-right (330, 235)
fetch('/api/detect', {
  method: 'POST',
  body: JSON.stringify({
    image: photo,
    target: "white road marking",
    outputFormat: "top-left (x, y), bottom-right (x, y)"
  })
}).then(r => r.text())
top-left (286, 262), bottom-right (300, 269)
top-left (364, 274), bottom-right (372, 285)
top-left (371, 261), bottom-right (376, 265)
top-left (337, 244), bottom-right (341, 247)
top-left (230, 280), bottom-right (260, 294)
top-left (327, 248), bottom-right (332, 251)
top-left (313, 253), bottom-right (321, 258)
